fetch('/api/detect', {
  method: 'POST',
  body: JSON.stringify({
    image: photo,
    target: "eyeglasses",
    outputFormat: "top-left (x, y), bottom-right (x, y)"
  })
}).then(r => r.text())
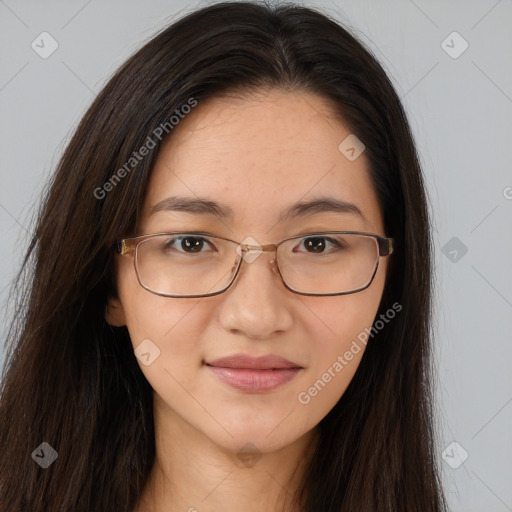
top-left (116, 231), bottom-right (394, 298)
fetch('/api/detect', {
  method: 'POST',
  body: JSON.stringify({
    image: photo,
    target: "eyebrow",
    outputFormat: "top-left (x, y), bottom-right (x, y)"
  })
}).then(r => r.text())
top-left (150, 195), bottom-right (366, 222)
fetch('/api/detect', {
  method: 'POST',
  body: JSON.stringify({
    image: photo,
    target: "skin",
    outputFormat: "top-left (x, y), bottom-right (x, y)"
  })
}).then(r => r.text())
top-left (106, 88), bottom-right (390, 512)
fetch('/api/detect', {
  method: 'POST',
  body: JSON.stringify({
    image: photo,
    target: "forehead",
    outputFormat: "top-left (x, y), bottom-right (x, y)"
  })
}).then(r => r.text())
top-left (141, 89), bottom-right (384, 235)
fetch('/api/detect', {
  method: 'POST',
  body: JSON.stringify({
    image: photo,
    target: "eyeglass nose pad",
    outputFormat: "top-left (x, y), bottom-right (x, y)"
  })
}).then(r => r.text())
top-left (235, 251), bottom-right (278, 273)
top-left (268, 258), bottom-right (281, 276)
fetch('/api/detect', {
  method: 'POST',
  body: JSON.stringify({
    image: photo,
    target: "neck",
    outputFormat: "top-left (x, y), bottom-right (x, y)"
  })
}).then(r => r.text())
top-left (134, 397), bottom-right (319, 512)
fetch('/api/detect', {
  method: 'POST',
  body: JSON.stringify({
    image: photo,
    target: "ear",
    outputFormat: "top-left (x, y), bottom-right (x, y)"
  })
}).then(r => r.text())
top-left (105, 296), bottom-right (127, 326)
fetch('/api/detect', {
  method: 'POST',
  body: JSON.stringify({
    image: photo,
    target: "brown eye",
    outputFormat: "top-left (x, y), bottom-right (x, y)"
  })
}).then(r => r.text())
top-left (162, 235), bottom-right (215, 254)
top-left (294, 236), bottom-right (344, 254)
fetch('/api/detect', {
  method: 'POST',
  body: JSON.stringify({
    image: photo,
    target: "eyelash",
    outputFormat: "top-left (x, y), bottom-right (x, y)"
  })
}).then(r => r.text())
top-left (161, 233), bottom-right (344, 254)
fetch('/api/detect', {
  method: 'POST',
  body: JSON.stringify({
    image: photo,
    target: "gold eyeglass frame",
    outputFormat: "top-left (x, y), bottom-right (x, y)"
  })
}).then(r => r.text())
top-left (116, 230), bottom-right (394, 298)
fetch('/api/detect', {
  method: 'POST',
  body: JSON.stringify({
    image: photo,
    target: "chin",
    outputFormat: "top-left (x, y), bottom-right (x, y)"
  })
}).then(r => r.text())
top-left (200, 414), bottom-right (309, 456)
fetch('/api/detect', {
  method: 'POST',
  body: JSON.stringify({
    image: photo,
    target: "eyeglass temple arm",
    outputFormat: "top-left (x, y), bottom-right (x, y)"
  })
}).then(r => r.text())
top-left (378, 237), bottom-right (394, 256)
top-left (116, 240), bottom-right (135, 256)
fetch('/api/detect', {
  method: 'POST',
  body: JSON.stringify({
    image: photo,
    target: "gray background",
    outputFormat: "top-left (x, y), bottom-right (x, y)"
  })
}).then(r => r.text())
top-left (1, 0), bottom-right (511, 510)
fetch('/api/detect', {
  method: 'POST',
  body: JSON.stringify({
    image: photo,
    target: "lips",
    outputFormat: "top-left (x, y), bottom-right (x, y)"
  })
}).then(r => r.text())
top-left (206, 354), bottom-right (302, 370)
top-left (205, 354), bottom-right (303, 393)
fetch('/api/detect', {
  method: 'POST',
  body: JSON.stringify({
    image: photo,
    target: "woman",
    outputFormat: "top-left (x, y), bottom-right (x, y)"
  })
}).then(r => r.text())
top-left (0, 1), bottom-right (448, 510)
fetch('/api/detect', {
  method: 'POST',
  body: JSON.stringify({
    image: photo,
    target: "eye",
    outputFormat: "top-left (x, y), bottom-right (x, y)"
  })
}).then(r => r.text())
top-left (293, 235), bottom-right (345, 254)
top-left (162, 235), bottom-right (217, 254)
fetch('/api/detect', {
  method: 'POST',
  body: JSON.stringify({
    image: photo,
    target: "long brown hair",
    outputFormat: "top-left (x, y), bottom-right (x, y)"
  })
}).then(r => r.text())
top-left (0, 1), bottom-right (447, 510)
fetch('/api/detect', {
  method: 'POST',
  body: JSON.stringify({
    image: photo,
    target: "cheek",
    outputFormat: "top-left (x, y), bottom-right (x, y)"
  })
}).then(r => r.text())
top-left (301, 258), bottom-right (386, 348)
top-left (116, 259), bottom-right (211, 376)
top-left (118, 283), bottom-right (217, 424)
top-left (296, 263), bottom-right (386, 413)
top-left (293, 301), bottom-right (374, 425)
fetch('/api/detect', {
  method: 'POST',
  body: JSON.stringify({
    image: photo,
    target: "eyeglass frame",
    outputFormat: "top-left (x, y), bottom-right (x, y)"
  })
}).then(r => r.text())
top-left (115, 230), bottom-right (394, 298)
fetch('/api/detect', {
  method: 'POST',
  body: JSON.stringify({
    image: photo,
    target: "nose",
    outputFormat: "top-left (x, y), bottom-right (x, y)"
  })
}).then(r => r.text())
top-left (216, 244), bottom-right (294, 340)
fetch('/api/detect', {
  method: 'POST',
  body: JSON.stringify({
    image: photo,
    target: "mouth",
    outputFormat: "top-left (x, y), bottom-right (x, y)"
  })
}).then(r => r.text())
top-left (204, 354), bottom-right (303, 393)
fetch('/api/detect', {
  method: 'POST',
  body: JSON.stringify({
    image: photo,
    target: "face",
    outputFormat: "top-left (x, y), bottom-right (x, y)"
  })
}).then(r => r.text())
top-left (107, 89), bottom-right (389, 455)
